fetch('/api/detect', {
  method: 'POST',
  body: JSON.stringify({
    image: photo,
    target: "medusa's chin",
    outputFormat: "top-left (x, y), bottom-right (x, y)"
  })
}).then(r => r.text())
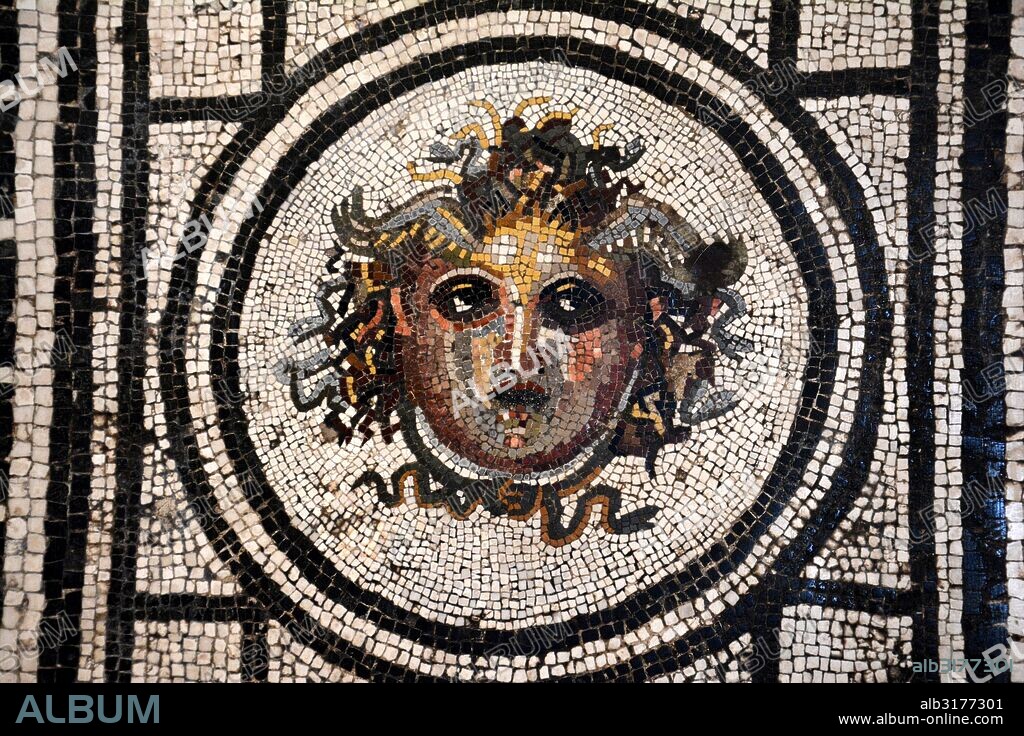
top-left (409, 396), bottom-right (617, 477)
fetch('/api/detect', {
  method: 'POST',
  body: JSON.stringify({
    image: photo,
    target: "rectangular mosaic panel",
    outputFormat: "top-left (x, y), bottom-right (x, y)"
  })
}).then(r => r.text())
top-left (0, 0), bottom-right (1021, 687)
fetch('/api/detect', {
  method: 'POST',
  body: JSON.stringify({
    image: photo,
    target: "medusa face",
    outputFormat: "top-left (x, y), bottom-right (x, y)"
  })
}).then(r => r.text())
top-left (394, 212), bottom-right (648, 474)
top-left (283, 103), bottom-right (751, 538)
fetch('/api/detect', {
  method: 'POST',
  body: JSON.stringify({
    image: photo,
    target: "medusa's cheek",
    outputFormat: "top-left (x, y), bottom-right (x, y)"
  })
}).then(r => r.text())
top-left (555, 321), bottom-right (642, 432)
top-left (564, 327), bottom-right (605, 383)
top-left (466, 328), bottom-right (503, 399)
top-left (425, 323), bottom-right (504, 402)
top-left (563, 322), bottom-right (638, 384)
top-left (414, 318), bottom-right (508, 413)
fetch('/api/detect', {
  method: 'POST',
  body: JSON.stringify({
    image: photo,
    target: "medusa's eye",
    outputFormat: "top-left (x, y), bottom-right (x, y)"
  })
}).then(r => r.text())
top-left (429, 275), bottom-right (501, 325)
top-left (539, 278), bottom-right (609, 333)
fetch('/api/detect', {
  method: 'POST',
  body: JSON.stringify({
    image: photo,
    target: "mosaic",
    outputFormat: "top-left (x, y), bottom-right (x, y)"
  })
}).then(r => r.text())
top-left (279, 94), bottom-right (755, 544)
top-left (0, 0), bottom-right (1021, 684)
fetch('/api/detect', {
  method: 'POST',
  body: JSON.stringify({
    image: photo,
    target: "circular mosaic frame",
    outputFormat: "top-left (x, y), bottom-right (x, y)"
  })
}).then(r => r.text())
top-left (158, 8), bottom-right (891, 680)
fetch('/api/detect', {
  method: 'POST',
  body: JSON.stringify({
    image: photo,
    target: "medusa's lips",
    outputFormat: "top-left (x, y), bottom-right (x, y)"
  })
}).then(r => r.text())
top-left (494, 381), bottom-right (550, 411)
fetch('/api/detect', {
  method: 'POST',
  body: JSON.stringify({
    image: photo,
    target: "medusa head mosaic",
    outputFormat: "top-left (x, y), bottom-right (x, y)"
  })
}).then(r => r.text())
top-left (280, 97), bottom-right (752, 545)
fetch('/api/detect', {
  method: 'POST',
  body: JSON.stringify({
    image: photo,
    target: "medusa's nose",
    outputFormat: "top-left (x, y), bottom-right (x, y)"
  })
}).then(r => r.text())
top-left (492, 304), bottom-right (553, 412)
top-left (500, 304), bottom-right (541, 376)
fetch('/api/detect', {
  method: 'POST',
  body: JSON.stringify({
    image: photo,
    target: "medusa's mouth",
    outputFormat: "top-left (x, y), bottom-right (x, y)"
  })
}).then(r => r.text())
top-left (493, 382), bottom-right (552, 450)
top-left (493, 381), bottom-right (550, 412)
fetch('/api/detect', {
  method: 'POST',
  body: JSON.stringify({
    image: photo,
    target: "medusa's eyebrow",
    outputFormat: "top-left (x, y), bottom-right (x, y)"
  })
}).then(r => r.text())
top-left (578, 249), bottom-right (612, 279)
